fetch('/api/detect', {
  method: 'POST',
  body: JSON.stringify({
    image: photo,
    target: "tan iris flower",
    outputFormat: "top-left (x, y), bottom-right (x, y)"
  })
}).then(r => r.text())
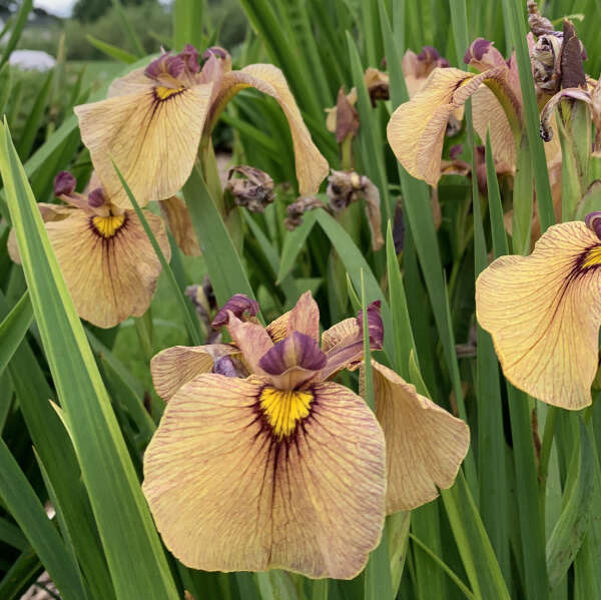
top-left (9, 171), bottom-right (169, 328)
top-left (143, 292), bottom-right (469, 578)
top-left (476, 213), bottom-right (601, 410)
top-left (74, 45), bottom-right (328, 209)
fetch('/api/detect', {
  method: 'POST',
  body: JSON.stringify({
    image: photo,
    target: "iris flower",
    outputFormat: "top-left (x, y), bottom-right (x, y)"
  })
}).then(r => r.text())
top-left (387, 35), bottom-right (566, 187)
top-left (9, 171), bottom-right (169, 328)
top-left (143, 292), bottom-right (469, 578)
top-left (476, 213), bottom-right (601, 409)
top-left (74, 45), bottom-right (328, 209)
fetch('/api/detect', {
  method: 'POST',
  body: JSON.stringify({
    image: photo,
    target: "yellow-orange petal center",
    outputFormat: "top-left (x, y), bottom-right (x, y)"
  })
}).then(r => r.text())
top-left (155, 85), bottom-right (185, 101)
top-left (259, 386), bottom-right (313, 439)
top-left (92, 214), bottom-right (125, 238)
top-left (581, 245), bottom-right (601, 269)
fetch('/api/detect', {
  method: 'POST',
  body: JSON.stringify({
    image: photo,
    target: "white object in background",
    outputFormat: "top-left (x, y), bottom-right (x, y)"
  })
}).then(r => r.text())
top-left (9, 49), bottom-right (56, 71)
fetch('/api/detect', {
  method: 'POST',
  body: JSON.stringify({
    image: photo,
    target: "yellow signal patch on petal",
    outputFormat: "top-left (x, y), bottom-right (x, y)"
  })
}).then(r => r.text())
top-left (92, 214), bottom-right (125, 238)
top-left (155, 85), bottom-right (185, 101)
top-left (581, 245), bottom-right (601, 269)
top-left (260, 387), bottom-right (313, 439)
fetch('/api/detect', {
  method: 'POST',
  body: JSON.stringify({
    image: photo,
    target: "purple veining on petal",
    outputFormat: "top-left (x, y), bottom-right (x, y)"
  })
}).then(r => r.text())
top-left (87, 188), bottom-right (106, 208)
top-left (53, 171), bottom-right (76, 197)
top-left (211, 294), bottom-right (260, 328)
top-left (145, 53), bottom-right (185, 80)
top-left (178, 44), bottom-right (200, 74)
top-left (259, 331), bottom-right (327, 375)
top-left (585, 212), bottom-right (601, 240)
top-left (357, 300), bottom-right (384, 350)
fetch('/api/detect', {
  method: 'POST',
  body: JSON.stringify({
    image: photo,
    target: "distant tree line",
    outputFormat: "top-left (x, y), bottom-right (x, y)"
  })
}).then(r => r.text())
top-left (73, 0), bottom-right (157, 22)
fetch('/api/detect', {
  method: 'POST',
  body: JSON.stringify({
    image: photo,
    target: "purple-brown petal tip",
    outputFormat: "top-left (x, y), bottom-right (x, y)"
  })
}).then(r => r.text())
top-left (178, 44), bottom-right (200, 73)
top-left (464, 38), bottom-right (493, 64)
top-left (357, 301), bottom-right (384, 350)
top-left (54, 171), bottom-right (76, 197)
top-left (258, 331), bottom-right (327, 376)
top-left (202, 46), bottom-right (229, 61)
top-left (145, 53), bottom-right (185, 80)
top-left (87, 187), bottom-right (106, 208)
top-left (585, 212), bottom-right (601, 240)
top-left (211, 294), bottom-right (260, 328)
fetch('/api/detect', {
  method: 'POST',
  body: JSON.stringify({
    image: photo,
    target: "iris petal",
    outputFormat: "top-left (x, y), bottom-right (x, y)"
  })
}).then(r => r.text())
top-left (44, 208), bottom-right (169, 328)
top-left (476, 221), bottom-right (601, 409)
top-left (142, 375), bottom-right (386, 579)
top-left (151, 344), bottom-right (235, 401)
top-left (366, 361), bottom-right (470, 512)
top-left (75, 73), bottom-right (213, 208)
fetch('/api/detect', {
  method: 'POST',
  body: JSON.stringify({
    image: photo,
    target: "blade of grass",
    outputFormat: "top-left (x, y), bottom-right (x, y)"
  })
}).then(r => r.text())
top-left (315, 208), bottom-right (394, 361)
top-left (0, 0), bottom-right (32, 68)
top-left (277, 210), bottom-right (318, 283)
top-left (16, 69), bottom-right (54, 160)
top-left (546, 419), bottom-right (594, 590)
top-left (86, 35), bottom-right (137, 63)
top-left (507, 385), bottom-right (549, 600)
top-left (112, 162), bottom-right (203, 346)
top-left (0, 122), bottom-right (179, 600)
top-left (441, 472), bottom-right (511, 600)
top-left (361, 270), bottom-right (393, 600)
top-left (0, 291), bottom-right (32, 377)
top-left (0, 549), bottom-right (43, 600)
top-left (0, 438), bottom-right (87, 600)
top-left (408, 533), bottom-right (474, 599)
top-left (0, 291), bottom-right (114, 600)
top-left (385, 222), bottom-right (416, 379)
top-left (173, 0), bottom-right (204, 50)
top-left (110, 0), bottom-right (145, 57)
top-left (183, 164), bottom-right (257, 306)
top-left (502, 0), bottom-right (554, 233)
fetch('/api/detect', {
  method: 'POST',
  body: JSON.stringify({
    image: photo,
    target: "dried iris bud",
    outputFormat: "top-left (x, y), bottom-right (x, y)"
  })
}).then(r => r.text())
top-left (284, 196), bottom-right (325, 230)
top-left (226, 166), bottom-right (275, 213)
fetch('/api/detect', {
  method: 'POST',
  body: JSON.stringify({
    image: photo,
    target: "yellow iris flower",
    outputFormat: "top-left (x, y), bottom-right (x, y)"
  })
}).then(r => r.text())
top-left (74, 45), bottom-right (328, 209)
top-left (142, 292), bottom-right (469, 578)
top-left (9, 170), bottom-right (169, 328)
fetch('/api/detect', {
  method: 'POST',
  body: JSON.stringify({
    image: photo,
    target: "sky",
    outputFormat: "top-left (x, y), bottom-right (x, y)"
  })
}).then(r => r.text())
top-left (34, 0), bottom-right (76, 17)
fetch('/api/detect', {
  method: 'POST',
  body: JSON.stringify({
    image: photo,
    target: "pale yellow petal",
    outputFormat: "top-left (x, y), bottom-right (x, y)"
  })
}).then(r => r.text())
top-left (46, 209), bottom-right (170, 328)
top-left (151, 344), bottom-right (234, 401)
top-left (321, 318), bottom-right (358, 352)
top-left (8, 203), bottom-right (74, 264)
top-left (143, 375), bottom-right (386, 579)
top-left (217, 65), bottom-right (329, 195)
top-left (367, 361), bottom-right (470, 512)
top-left (74, 82), bottom-right (213, 208)
top-left (476, 221), bottom-right (601, 409)
top-left (472, 85), bottom-right (516, 172)
top-left (387, 68), bottom-right (470, 186)
top-left (159, 196), bottom-right (200, 257)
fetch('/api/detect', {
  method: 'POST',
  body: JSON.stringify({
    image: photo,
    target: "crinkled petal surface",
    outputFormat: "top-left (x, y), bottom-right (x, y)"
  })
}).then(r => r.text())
top-left (367, 361), bottom-right (469, 512)
top-left (215, 65), bottom-right (328, 195)
top-left (151, 344), bottom-right (234, 401)
top-left (476, 221), bottom-right (601, 409)
top-left (45, 209), bottom-right (169, 328)
top-left (75, 74), bottom-right (213, 208)
top-left (142, 375), bottom-right (386, 579)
